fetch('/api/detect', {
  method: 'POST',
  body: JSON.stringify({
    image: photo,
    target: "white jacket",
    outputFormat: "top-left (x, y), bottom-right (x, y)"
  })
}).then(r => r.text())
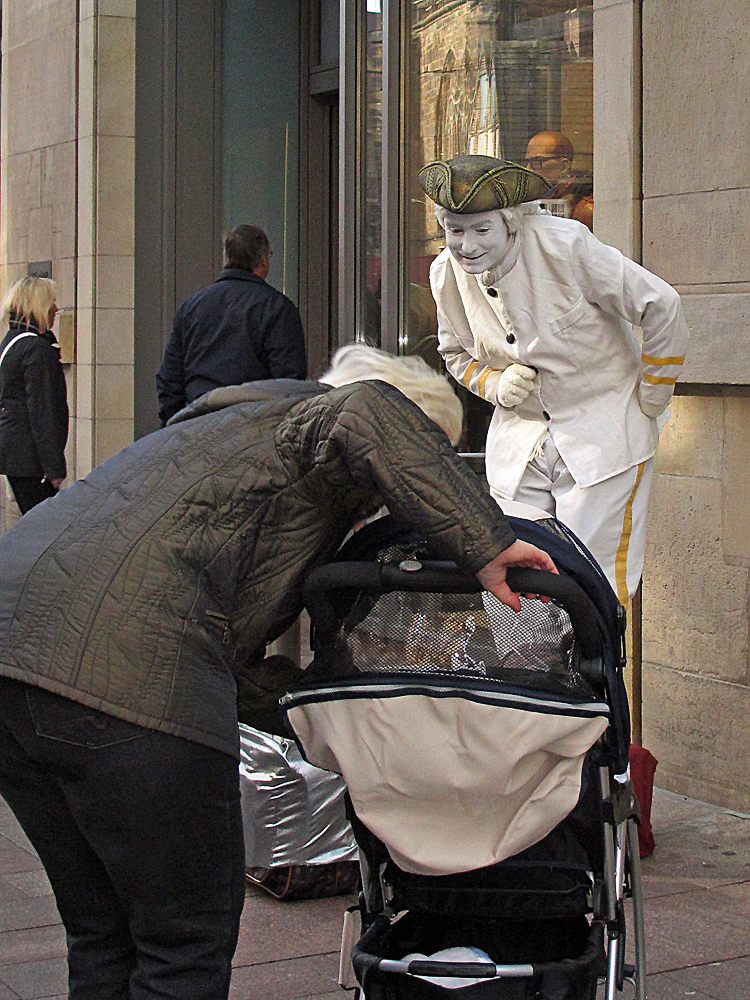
top-left (431, 215), bottom-right (690, 497)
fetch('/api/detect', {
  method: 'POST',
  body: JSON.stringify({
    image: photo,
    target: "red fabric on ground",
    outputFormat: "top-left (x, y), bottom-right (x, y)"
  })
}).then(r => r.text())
top-left (629, 744), bottom-right (658, 857)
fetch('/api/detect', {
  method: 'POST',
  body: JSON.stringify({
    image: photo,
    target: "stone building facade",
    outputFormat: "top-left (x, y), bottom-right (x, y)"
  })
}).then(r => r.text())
top-left (1, 0), bottom-right (749, 811)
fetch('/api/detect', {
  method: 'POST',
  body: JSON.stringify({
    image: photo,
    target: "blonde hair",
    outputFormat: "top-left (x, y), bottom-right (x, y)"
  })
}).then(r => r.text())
top-left (1, 276), bottom-right (58, 331)
top-left (321, 343), bottom-right (463, 446)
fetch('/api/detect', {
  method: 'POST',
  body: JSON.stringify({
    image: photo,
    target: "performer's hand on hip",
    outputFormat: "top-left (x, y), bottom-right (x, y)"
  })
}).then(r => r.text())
top-left (637, 382), bottom-right (669, 419)
top-left (497, 364), bottom-right (537, 408)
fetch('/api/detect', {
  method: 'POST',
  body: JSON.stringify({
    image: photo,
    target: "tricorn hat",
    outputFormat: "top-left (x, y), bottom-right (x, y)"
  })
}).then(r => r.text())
top-left (418, 155), bottom-right (550, 214)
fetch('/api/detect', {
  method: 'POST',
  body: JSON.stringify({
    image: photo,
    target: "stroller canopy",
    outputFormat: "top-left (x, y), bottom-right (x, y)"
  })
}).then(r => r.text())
top-left (283, 515), bottom-right (630, 876)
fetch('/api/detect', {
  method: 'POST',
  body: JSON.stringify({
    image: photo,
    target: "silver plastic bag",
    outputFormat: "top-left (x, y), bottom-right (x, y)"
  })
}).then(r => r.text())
top-left (239, 723), bottom-right (358, 868)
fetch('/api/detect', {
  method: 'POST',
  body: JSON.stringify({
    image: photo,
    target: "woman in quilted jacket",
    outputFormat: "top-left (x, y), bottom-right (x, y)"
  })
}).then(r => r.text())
top-left (0, 276), bottom-right (69, 513)
top-left (0, 344), bottom-right (554, 1000)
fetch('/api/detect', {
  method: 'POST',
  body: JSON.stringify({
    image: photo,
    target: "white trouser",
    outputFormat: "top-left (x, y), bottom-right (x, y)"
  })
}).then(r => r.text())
top-left (490, 436), bottom-right (654, 605)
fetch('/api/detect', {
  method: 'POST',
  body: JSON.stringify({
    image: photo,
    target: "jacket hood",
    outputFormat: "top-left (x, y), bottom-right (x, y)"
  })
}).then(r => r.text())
top-left (167, 379), bottom-right (328, 426)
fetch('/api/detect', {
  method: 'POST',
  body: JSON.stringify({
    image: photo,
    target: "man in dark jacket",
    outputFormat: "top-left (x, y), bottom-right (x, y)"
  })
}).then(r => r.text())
top-left (0, 351), bottom-right (555, 1000)
top-left (156, 224), bottom-right (307, 425)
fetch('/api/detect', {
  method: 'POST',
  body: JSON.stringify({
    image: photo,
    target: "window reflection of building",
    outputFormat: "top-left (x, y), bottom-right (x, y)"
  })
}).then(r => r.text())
top-left (404, 1), bottom-right (593, 447)
top-left (365, 7), bottom-right (383, 343)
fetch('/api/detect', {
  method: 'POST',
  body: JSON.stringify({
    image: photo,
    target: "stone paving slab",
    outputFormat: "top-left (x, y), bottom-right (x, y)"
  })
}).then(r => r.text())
top-left (0, 956), bottom-right (68, 1000)
top-left (644, 972), bottom-right (717, 998)
top-left (0, 895), bottom-right (62, 934)
top-left (0, 842), bottom-right (42, 877)
top-left (2, 789), bottom-right (750, 999)
top-left (642, 786), bottom-right (750, 896)
top-left (233, 889), bottom-right (357, 967)
top-left (668, 955), bottom-right (750, 998)
top-left (228, 952), bottom-right (340, 1000)
top-left (0, 926), bottom-right (66, 968)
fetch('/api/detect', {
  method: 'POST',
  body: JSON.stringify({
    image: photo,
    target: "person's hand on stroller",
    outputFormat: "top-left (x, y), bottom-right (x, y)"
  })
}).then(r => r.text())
top-left (477, 539), bottom-right (558, 612)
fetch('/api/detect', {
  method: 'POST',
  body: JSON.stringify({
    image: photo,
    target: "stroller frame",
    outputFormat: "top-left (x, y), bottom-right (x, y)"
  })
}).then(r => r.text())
top-left (285, 516), bottom-right (647, 999)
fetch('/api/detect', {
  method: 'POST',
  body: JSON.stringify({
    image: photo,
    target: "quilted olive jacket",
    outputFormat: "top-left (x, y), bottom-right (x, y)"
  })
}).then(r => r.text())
top-left (0, 379), bottom-right (515, 757)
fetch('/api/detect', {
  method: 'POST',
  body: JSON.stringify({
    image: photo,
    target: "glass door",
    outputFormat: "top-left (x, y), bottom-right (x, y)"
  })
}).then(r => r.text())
top-left (402, 0), bottom-right (594, 449)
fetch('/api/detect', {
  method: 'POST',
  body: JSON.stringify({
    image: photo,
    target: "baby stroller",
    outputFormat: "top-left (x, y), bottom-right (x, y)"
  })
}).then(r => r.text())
top-left (282, 514), bottom-right (646, 999)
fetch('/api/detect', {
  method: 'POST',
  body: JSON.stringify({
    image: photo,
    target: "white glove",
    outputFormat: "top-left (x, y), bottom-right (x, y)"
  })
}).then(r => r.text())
top-left (637, 382), bottom-right (669, 419)
top-left (497, 364), bottom-right (537, 408)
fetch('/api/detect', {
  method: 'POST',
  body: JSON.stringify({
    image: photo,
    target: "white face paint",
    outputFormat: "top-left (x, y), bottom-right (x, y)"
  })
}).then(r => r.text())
top-left (441, 209), bottom-right (512, 274)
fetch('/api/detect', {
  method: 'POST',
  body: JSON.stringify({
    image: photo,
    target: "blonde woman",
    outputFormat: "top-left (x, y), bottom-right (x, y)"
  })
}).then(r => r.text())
top-left (0, 277), bottom-right (68, 513)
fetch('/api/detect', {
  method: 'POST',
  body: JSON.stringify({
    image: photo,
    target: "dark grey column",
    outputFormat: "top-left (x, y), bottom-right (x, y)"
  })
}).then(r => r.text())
top-left (134, 0), bottom-right (222, 438)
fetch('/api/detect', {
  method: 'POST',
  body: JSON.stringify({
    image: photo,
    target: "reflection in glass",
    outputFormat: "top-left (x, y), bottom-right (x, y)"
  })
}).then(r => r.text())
top-left (319, 0), bottom-right (340, 66)
top-left (363, 3), bottom-right (383, 344)
top-left (403, 1), bottom-right (593, 448)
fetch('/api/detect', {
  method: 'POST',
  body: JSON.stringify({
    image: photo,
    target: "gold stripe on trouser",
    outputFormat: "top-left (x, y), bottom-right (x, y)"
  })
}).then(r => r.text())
top-left (643, 372), bottom-right (678, 386)
top-left (614, 462), bottom-right (646, 606)
top-left (463, 360), bottom-right (480, 388)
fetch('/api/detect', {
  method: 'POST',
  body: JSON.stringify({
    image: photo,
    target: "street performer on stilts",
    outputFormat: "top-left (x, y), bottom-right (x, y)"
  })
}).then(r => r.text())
top-left (419, 154), bottom-right (690, 605)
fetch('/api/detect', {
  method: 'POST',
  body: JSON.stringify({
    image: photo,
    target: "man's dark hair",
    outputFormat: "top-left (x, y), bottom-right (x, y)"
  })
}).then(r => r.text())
top-left (224, 225), bottom-right (270, 272)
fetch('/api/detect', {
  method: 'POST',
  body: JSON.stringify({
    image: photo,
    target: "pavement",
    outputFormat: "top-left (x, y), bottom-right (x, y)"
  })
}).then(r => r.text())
top-left (1, 787), bottom-right (749, 1000)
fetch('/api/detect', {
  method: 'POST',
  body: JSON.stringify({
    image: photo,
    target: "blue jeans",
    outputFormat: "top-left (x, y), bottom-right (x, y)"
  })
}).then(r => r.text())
top-left (0, 677), bottom-right (246, 1000)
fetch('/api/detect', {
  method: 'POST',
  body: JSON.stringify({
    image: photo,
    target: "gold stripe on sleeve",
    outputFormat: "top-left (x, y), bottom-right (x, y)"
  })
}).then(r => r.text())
top-left (463, 360), bottom-right (481, 388)
top-left (615, 462), bottom-right (646, 606)
top-left (641, 353), bottom-right (685, 366)
top-left (477, 366), bottom-right (496, 400)
top-left (643, 372), bottom-right (678, 386)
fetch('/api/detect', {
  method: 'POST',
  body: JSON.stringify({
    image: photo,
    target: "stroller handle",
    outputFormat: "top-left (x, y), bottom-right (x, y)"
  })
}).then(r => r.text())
top-left (303, 561), bottom-right (602, 661)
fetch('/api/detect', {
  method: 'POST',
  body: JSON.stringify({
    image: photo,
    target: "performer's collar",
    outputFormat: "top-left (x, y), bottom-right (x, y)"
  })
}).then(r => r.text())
top-left (480, 228), bottom-right (520, 286)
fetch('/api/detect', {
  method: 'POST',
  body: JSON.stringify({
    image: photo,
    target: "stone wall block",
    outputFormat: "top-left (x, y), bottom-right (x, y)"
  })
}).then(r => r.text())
top-left (28, 205), bottom-right (54, 262)
top-left (3, 151), bottom-right (42, 264)
top-left (94, 364), bottom-right (134, 421)
top-left (96, 256), bottom-right (134, 310)
top-left (97, 0), bottom-right (136, 16)
top-left (592, 197), bottom-right (639, 259)
top-left (75, 363), bottom-right (93, 421)
top-left (643, 189), bottom-right (750, 287)
top-left (97, 15), bottom-right (135, 138)
top-left (43, 141), bottom-right (77, 261)
top-left (96, 136), bottom-right (135, 256)
top-left (77, 135), bottom-right (96, 259)
top-left (680, 294), bottom-right (750, 385)
top-left (0, 263), bottom-right (27, 303)
top-left (654, 396), bottom-right (723, 480)
top-left (75, 416), bottom-right (93, 478)
top-left (722, 397), bottom-right (750, 563)
top-left (643, 0), bottom-right (750, 198)
top-left (95, 308), bottom-right (135, 365)
top-left (52, 256), bottom-right (76, 312)
top-left (4, 23), bottom-right (77, 153)
top-left (643, 474), bottom-right (749, 683)
top-left (77, 255), bottom-right (93, 311)
top-left (95, 418), bottom-right (135, 466)
top-left (643, 663), bottom-right (750, 813)
top-left (592, 0), bottom-right (637, 206)
top-left (3, 0), bottom-right (76, 51)
top-left (75, 307), bottom-right (93, 366)
top-left (77, 14), bottom-right (96, 142)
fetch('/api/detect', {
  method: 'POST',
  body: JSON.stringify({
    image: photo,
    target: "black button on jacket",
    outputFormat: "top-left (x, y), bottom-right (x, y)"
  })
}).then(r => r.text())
top-left (156, 268), bottom-right (307, 426)
top-left (0, 325), bottom-right (69, 480)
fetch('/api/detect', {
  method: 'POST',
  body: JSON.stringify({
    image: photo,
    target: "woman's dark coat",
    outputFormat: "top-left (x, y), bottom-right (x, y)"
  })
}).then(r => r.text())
top-left (0, 324), bottom-right (69, 480)
top-left (0, 379), bottom-right (515, 758)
